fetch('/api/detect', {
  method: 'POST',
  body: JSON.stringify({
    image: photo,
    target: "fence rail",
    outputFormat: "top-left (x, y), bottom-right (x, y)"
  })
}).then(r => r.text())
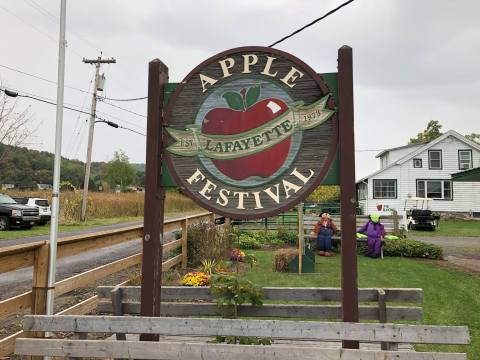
top-left (0, 211), bottom-right (219, 357)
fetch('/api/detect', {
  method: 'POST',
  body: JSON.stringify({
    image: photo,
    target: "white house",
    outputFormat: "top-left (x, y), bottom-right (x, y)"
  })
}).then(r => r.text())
top-left (356, 130), bottom-right (480, 216)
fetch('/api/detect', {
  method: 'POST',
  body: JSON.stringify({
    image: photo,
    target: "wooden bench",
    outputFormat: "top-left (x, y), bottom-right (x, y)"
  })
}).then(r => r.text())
top-left (303, 215), bottom-right (400, 259)
top-left (97, 285), bottom-right (423, 321)
top-left (97, 285), bottom-right (423, 350)
top-left (15, 315), bottom-right (470, 359)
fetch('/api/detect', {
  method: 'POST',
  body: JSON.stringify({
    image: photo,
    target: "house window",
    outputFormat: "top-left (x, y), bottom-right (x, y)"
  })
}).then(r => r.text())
top-left (373, 179), bottom-right (397, 199)
top-left (416, 180), bottom-right (452, 200)
top-left (428, 150), bottom-right (442, 169)
top-left (458, 150), bottom-right (473, 170)
top-left (413, 158), bottom-right (422, 168)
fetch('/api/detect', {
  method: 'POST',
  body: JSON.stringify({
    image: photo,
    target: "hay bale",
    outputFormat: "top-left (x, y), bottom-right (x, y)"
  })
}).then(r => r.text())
top-left (273, 248), bottom-right (298, 272)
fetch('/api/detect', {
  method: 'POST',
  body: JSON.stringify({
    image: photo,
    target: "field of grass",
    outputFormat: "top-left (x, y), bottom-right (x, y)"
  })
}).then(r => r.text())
top-left (243, 250), bottom-right (479, 356)
top-left (4, 189), bottom-right (200, 222)
top-left (410, 219), bottom-right (480, 237)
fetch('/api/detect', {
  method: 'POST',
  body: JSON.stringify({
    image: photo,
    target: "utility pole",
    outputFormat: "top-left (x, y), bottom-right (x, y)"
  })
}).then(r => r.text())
top-left (46, 0), bottom-right (66, 322)
top-left (80, 55), bottom-right (116, 221)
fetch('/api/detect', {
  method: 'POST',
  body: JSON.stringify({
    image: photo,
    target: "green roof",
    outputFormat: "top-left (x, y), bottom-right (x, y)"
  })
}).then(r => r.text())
top-left (451, 167), bottom-right (480, 182)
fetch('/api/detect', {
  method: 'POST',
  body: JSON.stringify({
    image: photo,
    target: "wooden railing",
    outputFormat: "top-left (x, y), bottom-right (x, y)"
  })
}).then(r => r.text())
top-left (0, 211), bottom-right (219, 356)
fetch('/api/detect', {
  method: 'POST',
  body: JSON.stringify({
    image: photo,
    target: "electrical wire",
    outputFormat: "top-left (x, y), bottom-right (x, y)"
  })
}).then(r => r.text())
top-left (101, 96), bottom-right (147, 102)
top-left (0, 63), bottom-right (93, 95)
top-left (0, 4), bottom-right (83, 58)
top-left (268, 0), bottom-right (355, 47)
top-left (0, 87), bottom-right (146, 136)
top-left (22, 0), bottom-right (103, 53)
top-left (99, 100), bottom-right (146, 118)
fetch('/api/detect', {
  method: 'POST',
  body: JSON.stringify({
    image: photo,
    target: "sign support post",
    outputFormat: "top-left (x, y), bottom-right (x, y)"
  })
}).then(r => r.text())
top-left (297, 203), bottom-right (304, 274)
top-left (140, 59), bottom-right (169, 341)
top-left (338, 45), bottom-right (359, 349)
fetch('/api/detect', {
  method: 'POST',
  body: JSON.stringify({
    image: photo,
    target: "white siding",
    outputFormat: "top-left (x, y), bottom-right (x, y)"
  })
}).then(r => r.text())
top-left (379, 145), bottom-right (423, 167)
top-left (359, 135), bottom-right (480, 215)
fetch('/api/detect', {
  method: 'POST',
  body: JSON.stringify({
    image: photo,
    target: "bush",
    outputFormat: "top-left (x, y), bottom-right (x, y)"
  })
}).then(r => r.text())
top-left (239, 234), bottom-right (262, 249)
top-left (276, 227), bottom-right (297, 245)
top-left (187, 221), bottom-right (231, 266)
top-left (357, 238), bottom-right (443, 259)
top-left (383, 239), bottom-right (443, 259)
top-left (273, 248), bottom-right (298, 272)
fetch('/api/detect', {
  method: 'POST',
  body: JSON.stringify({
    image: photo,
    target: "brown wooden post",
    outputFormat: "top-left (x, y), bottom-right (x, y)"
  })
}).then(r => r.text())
top-left (140, 59), bottom-right (168, 342)
top-left (393, 209), bottom-right (399, 235)
top-left (181, 219), bottom-right (188, 269)
top-left (209, 212), bottom-right (215, 225)
top-left (338, 45), bottom-right (359, 349)
top-left (31, 242), bottom-right (49, 343)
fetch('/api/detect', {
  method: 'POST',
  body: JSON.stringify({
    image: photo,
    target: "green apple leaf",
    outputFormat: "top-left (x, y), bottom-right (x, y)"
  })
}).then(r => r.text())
top-left (245, 86), bottom-right (260, 108)
top-left (222, 92), bottom-right (244, 111)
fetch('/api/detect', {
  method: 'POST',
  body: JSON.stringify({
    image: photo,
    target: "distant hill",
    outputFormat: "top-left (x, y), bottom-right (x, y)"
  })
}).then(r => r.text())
top-left (0, 144), bottom-right (145, 189)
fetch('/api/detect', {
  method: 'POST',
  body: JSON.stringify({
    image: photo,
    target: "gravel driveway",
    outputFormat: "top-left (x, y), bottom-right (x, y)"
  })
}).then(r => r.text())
top-left (411, 235), bottom-right (480, 273)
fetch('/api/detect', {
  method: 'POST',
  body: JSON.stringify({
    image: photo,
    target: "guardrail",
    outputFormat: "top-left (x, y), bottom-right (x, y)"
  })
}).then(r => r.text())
top-left (0, 211), bottom-right (221, 356)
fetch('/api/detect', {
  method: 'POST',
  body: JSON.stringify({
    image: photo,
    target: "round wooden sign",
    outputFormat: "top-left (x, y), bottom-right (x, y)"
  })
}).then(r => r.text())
top-left (164, 46), bottom-right (338, 220)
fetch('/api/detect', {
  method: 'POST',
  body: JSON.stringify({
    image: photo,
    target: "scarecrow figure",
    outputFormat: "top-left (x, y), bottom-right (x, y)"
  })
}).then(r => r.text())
top-left (357, 213), bottom-right (385, 258)
top-left (311, 211), bottom-right (337, 256)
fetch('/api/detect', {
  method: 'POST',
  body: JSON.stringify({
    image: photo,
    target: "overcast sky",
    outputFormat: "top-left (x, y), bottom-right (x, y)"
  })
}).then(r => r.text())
top-left (1, 0), bottom-right (479, 180)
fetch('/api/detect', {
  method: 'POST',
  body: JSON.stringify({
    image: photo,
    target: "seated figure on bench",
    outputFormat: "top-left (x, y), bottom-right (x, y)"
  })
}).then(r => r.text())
top-left (357, 213), bottom-right (385, 258)
top-left (311, 211), bottom-right (337, 257)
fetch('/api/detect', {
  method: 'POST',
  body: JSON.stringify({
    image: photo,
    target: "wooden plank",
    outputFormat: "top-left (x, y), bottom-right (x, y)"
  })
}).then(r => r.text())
top-left (23, 316), bottom-right (468, 344)
top-left (31, 243), bottom-right (49, 317)
top-left (57, 227), bottom-right (143, 259)
top-left (0, 249), bottom-right (35, 273)
top-left (163, 254), bottom-right (182, 271)
top-left (56, 295), bottom-right (99, 315)
top-left (0, 291), bottom-right (31, 319)
top-left (181, 219), bottom-right (187, 269)
top-left (14, 339), bottom-right (467, 359)
top-left (55, 253), bottom-right (142, 296)
top-left (96, 286), bottom-right (422, 303)
top-left (0, 330), bottom-right (23, 357)
top-left (163, 239), bottom-right (182, 253)
top-left (96, 302), bottom-right (422, 321)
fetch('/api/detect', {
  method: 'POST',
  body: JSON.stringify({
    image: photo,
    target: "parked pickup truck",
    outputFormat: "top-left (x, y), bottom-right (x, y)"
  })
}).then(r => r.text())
top-left (13, 197), bottom-right (51, 225)
top-left (0, 194), bottom-right (40, 230)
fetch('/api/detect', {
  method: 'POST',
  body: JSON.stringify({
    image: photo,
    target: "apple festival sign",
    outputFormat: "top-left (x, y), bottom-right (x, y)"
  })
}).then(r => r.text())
top-left (164, 47), bottom-right (338, 219)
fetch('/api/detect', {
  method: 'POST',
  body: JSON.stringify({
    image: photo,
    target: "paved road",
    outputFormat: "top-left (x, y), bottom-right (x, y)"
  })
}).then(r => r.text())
top-left (0, 220), bottom-right (143, 248)
top-left (411, 235), bottom-right (480, 273)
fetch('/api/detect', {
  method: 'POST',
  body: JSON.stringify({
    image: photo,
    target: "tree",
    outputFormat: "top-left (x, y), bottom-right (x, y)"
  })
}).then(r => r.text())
top-left (106, 150), bottom-right (136, 190)
top-left (466, 133), bottom-right (480, 144)
top-left (307, 185), bottom-right (340, 203)
top-left (409, 120), bottom-right (443, 145)
top-left (0, 89), bottom-right (34, 165)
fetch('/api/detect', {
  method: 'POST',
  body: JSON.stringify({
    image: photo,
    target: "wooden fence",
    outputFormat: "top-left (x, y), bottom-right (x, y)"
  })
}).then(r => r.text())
top-left (0, 211), bottom-right (219, 357)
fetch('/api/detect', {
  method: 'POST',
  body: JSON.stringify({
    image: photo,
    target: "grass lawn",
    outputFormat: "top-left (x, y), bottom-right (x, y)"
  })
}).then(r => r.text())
top-left (243, 250), bottom-right (479, 356)
top-left (410, 219), bottom-right (480, 237)
top-left (0, 216), bottom-right (143, 240)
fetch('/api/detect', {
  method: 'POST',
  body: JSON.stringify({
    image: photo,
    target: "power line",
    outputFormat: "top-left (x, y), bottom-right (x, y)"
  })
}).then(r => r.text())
top-left (0, 63), bottom-right (93, 95)
top-left (22, 0), bottom-right (102, 53)
top-left (101, 95), bottom-right (147, 102)
top-left (0, 4), bottom-right (83, 58)
top-left (268, 0), bottom-right (356, 47)
top-left (0, 88), bottom-right (146, 136)
top-left (99, 99), bottom-right (146, 118)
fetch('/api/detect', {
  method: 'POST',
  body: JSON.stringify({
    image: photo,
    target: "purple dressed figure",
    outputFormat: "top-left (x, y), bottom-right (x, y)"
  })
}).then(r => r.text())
top-left (357, 213), bottom-right (385, 258)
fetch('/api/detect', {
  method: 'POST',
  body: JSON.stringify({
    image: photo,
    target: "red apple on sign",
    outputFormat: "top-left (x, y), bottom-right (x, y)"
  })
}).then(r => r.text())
top-left (201, 87), bottom-right (291, 180)
top-left (376, 204), bottom-right (383, 211)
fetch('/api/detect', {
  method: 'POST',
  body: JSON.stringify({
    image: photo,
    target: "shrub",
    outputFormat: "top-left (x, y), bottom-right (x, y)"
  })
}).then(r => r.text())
top-left (187, 221), bottom-right (231, 266)
top-left (273, 248), bottom-right (298, 272)
top-left (383, 239), bottom-right (443, 259)
top-left (239, 233), bottom-right (262, 249)
top-left (276, 227), bottom-right (297, 245)
top-left (357, 238), bottom-right (443, 259)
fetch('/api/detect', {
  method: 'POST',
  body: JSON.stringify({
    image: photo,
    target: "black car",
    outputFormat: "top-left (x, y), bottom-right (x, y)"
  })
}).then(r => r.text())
top-left (0, 194), bottom-right (40, 230)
